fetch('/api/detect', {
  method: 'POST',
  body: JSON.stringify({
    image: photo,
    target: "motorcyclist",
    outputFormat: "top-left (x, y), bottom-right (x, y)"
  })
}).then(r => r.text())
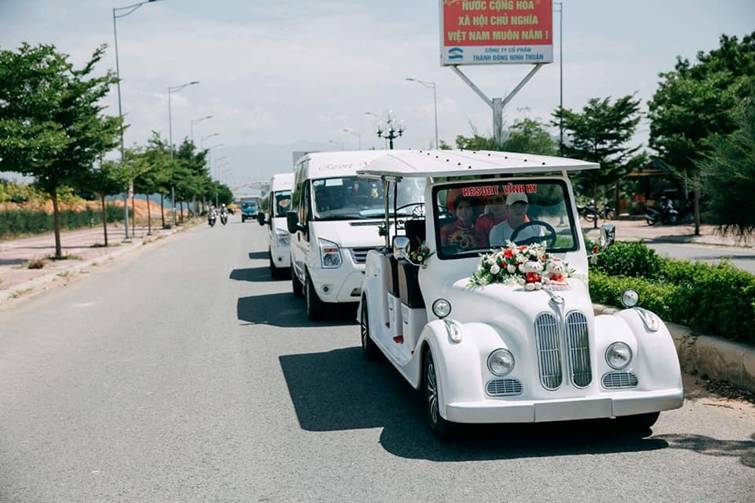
top-left (220, 204), bottom-right (228, 216)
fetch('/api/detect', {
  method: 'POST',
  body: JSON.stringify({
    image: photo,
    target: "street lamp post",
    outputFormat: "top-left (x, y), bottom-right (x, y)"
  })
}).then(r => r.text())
top-left (200, 132), bottom-right (219, 150)
top-left (112, 0), bottom-right (161, 240)
top-left (376, 112), bottom-right (404, 150)
top-left (555, 1), bottom-right (564, 154)
top-left (405, 78), bottom-right (439, 149)
top-left (190, 114), bottom-right (213, 143)
top-left (168, 80), bottom-right (199, 226)
top-left (342, 128), bottom-right (362, 150)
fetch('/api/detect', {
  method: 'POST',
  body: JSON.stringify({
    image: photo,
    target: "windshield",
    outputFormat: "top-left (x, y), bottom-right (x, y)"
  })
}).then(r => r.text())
top-left (274, 190), bottom-right (291, 217)
top-left (311, 177), bottom-right (425, 220)
top-left (433, 179), bottom-right (578, 259)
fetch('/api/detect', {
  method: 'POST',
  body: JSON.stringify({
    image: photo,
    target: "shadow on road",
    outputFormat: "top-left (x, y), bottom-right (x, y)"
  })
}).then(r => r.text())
top-left (655, 432), bottom-right (755, 469)
top-left (230, 267), bottom-right (280, 283)
top-left (237, 292), bottom-right (356, 328)
top-left (279, 347), bottom-right (669, 461)
top-left (248, 252), bottom-right (269, 260)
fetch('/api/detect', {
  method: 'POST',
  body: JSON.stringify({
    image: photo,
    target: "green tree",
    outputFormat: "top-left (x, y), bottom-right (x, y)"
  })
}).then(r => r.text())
top-left (501, 118), bottom-right (558, 155)
top-left (451, 118), bottom-right (557, 155)
top-left (77, 160), bottom-right (126, 246)
top-left (142, 132), bottom-right (174, 228)
top-left (0, 43), bottom-right (120, 257)
top-left (647, 32), bottom-right (754, 234)
top-left (552, 95), bottom-right (642, 208)
top-left (699, 82), bottom-right (755, 238)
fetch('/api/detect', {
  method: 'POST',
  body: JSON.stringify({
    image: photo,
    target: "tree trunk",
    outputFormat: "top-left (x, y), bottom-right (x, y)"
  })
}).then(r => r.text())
top-left (592, 182), bottom-right (598, 204)
top-left (693, 186), bottom-right (701, 236)
top-left (180, 201), bottom-right (184, 223)
top-left (131, 193), bottom-right (136, 237)
top-left (100, 193), bottom-right (108, 247)
top-left (146, 194), bottom-right (152, 235)
top-left (160, 193), bottom-right (166, 229)
top-left (51, 185), bottom-right (62, 259)
top-left (614, 180), bottom-right (621, 219)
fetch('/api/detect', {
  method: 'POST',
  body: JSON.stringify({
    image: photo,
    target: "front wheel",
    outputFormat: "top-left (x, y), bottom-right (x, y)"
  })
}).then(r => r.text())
top-left (291, 265), bottom-right (304, 297)
top-left (423, 350), bottom-right (453, 439)
top-left (360, 298), bottom-right (379, 360)
top-left (305, 269), bottom-right (327, 321)
top-left (615, 411), bottom-right (660, 430)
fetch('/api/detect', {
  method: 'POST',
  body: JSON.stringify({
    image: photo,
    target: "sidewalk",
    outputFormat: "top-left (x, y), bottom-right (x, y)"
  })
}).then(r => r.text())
top-left (0, 222), bottom-right (193, 304)
top-left (582, 218), bottom-right (754, 249)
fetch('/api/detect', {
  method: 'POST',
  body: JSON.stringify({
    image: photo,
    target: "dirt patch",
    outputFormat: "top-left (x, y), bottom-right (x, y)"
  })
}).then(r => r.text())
top-left (684, 374), bottom-right (755, 419)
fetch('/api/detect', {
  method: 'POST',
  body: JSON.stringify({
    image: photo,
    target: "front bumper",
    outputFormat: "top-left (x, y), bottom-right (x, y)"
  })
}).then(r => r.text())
top-left (445, 388), bottom-right (683, 424)
top-left (308, 264), bottom-right (366, 303)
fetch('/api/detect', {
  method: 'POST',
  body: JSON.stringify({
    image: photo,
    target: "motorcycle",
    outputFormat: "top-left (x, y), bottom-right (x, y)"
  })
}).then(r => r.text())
top-left (220, 212), bottom-right (228, 225)
top-left (577, 199), bottom-right (600, 229)
top-left (645, 202), bottom-right (679, 226)
top-left (208, 213), bottom-right (217, 227)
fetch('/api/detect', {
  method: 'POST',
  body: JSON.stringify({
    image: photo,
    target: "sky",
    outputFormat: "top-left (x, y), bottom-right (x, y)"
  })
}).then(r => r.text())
top-left (1, 0), bottom-right (754, 191)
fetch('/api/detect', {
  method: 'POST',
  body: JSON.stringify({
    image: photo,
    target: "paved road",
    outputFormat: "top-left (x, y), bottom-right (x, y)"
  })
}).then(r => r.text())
top-left (1, 218), bottom-right (753, 502)
top-left (646, 242), bottom-right (755, 274)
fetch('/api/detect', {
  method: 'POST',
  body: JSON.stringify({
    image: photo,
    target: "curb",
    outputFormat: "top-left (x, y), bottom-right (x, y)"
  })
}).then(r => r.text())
top-left (0, 223), bottom-right (196, 305)
top-left (594, 303), bottom-right (755, 393)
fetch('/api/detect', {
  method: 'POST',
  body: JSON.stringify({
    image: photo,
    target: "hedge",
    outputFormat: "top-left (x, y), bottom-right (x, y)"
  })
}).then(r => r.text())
top-left (0, 206), bottom-right (124, 239)
top-left (590, 241), bottom-right (755, 344)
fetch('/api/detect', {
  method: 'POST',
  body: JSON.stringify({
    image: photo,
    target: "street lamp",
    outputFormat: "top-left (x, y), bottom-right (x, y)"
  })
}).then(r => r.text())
top-left (406, 77), bottom-right (439, 149)
top-left (555, 1), bottom-right (564, 154)
top-left (376, 112), bottom-right (404, 150)
top-left (112, 0), bottom-right (162, 240)
top-left (190, 114), bottom-right (213, 143)
top-left (327, 139), bottom-right (344, 151)
top-left (200, 132), bottom-right (219, 149)
top-left (342, 128), bottom-right (362, 150)
top-left (168, 80), bottom-right (199, 226)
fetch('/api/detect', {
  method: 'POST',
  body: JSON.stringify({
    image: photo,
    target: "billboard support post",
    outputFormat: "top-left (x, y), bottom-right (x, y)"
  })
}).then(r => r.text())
top-left (450, 64), bottom-right (544, 147)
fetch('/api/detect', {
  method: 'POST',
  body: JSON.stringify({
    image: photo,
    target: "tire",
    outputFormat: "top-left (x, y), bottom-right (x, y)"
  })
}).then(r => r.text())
top-left (241, 216), bottom-right (246, 223)
top-left (291, 265), bottom-right (304, 298)
top-left (615, 411), bottom-right (660, 430)
top-left (304, 269), bottom-right (327, 321)
top-left (360, 297), bottom-right (379, 360)
top-left (423, 349), bottom-right (453, 439)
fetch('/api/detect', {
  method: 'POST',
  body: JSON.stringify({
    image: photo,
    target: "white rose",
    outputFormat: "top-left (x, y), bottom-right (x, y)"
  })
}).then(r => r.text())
top-left (518, 263), bottom-right (525, 272)
top-left (516, 254), bottom-right (527, 263)
top-left (490, 264), bottom-right (500, 275)
top-left (507, 264), bottom-right (517, 273)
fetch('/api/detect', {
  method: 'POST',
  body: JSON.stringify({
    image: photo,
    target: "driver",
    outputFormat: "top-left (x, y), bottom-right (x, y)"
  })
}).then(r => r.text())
top-left (488, 192), bottom-right (543, 246)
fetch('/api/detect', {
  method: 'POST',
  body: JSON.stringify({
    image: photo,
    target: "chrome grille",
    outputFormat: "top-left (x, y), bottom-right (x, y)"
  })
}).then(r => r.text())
top-left (349, 247), bottom-right (375, 264)
top-left (486, 379), bottom-right (523, 397)
top-left (565, 311), bottom-right (592, 387)
top-left (602, 371), bottom-right (639, 389)
top-left (534, 313), bottom-right (563, 390)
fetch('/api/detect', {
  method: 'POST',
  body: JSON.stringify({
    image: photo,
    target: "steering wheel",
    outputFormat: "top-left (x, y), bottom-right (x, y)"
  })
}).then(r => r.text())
top-left (509, 220), bottom-right (558, 248)
top-left (394, 202), bottom-right (425, 218)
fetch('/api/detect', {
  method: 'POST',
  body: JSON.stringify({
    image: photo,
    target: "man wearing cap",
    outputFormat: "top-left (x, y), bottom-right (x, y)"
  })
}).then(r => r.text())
top-left (488, 192), bottom-right (543, 247)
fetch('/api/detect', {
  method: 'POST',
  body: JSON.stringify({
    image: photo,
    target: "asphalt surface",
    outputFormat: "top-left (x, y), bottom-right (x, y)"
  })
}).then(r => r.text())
top-left (646, 242), bottom-right (755, 274)
top-left (1, 218), bottom-right (754, 502)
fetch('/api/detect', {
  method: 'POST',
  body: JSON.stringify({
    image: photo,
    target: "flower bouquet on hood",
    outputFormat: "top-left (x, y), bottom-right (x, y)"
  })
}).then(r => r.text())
top-left (469, 241), bottom-right (575, 290)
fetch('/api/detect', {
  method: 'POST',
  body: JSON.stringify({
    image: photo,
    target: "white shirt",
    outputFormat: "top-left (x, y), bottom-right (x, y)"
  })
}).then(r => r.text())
top-left (489, 220), bottom-right (544, 247)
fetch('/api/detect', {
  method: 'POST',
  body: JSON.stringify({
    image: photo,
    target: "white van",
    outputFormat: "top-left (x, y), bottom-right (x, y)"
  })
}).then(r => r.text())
top-left (257, 173), bottom-right (294, 278)
top-left (286, 151), bottom-right (424, 320)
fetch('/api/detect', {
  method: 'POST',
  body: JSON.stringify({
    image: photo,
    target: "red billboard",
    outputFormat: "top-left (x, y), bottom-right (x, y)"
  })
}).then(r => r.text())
top-left (440, 0), bottom-right (554, 65)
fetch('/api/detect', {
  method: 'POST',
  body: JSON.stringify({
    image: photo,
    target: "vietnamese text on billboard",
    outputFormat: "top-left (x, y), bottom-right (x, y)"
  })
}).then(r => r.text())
top-left (440, 0), bottom-right (554, 66)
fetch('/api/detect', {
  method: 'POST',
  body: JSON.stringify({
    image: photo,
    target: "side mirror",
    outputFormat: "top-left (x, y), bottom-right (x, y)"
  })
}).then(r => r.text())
top-left (600, 223), bottom-right (616, 250)
top-left (392, 236), bottom-right (410, 260)
top-left (256, 212), bottom-right (266, 226)
top-left (286, 211), bottom-right (300, 234)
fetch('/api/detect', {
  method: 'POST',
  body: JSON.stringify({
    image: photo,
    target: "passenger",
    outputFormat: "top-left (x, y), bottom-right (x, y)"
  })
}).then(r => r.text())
top-left (440, 195), bottom-right (479, 251)
top-left (475, 194), bottom-right (507, 247)
top-left (489, 192), bottom-right (541, 246)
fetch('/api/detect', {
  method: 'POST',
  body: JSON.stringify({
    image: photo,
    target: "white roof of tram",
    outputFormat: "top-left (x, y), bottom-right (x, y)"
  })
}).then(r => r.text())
top-left (356, 149), bottom-right (599, 178)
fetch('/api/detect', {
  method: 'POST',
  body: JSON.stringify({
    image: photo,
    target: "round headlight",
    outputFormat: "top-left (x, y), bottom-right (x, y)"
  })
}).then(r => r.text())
top-left (487, 349), bottom-right (515, 377)
top-left (432, 298), bottom-right (452, 319)
top-left (605, 342), bottom-right (633, 370)
top-left (621, 289), bottom-right (639, 308)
